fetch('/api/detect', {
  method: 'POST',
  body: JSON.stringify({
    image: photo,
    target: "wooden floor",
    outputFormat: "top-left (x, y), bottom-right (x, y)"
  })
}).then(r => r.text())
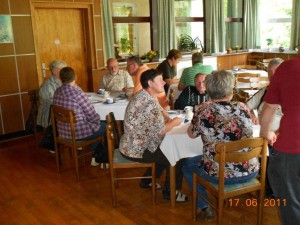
top-left (0, 135), bottom-right (282, 225)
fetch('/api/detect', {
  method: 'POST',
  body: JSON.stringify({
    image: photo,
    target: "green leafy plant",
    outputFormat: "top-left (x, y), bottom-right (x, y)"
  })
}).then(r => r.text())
top-left (119, 37), bottom-right (131, 53)
top-left (178, 34), bottom-right (204, 52)
top-left (266, 38), bottom-right (273, 47)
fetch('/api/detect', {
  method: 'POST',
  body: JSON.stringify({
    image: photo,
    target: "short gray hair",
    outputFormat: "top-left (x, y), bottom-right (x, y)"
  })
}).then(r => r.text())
top-left (49, 60), bottom-right (67, 73)
top-left (205, 70), bottom-right (235, 100)
top-left (267, 58), bottom-right (283, 74)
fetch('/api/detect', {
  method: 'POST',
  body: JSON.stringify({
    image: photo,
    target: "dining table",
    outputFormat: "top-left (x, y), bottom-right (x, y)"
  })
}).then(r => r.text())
top-left (235, 69), bottom-right (268, 89)
top-left (86, 92), bottom-right (129, 120)
top-left (160, 110), bottom-right (261, 208)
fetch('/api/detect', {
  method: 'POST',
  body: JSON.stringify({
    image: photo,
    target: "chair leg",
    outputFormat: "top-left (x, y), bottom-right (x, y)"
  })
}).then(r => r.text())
top-left (151, 164), bottom-right (156, 205)
top-left (217, 197), bottom-right (224, 225)
top-left (55, 144), bottom-right (61, 172)
top-left (110, 166), bottom-right (117, 207)
top-left (257, 189), bottom-right (264, 225)
top-left (192, 173), bottom-right (197, 221)
top-left (73, 147), bottom-right (80, 181)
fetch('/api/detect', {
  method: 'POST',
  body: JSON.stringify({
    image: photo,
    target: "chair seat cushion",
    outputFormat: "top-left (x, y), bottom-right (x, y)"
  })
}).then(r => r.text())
top-left (209, 178), bottom-right (260, 192)
top-left (113, 149), bottom-right (137, 163)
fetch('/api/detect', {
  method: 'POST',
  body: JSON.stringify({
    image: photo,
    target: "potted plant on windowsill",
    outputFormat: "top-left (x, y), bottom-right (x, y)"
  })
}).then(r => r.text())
top-left (266, 38), bottom-right (273, 52)
top-left (178, 34), bottom-right (204, 53)
top-left (118, 37), bottom-right (131, 58)
top-left (142, 50), bottom-right (159, 62)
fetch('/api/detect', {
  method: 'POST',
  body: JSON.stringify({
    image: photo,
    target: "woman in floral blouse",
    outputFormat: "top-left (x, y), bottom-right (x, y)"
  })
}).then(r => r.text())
top-left (119, 69), bottom-right (188, 202)
top-left (183, 70), bottom-right (259, 222)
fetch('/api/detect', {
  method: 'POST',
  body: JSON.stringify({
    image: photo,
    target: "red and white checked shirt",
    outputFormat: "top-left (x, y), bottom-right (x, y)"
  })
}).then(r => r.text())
top-left (53, 84), bottom-right (101, 139)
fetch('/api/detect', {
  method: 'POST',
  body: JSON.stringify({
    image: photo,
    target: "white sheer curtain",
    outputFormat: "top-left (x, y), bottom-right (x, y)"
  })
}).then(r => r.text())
top-left (157, 0), bottom-right (176, 58)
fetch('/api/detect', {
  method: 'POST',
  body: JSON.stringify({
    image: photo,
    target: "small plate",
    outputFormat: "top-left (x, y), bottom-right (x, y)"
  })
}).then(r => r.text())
top-left (103, 101), bottom-right (115, 104)
top-left (166, 110), bottom-right (178, 115)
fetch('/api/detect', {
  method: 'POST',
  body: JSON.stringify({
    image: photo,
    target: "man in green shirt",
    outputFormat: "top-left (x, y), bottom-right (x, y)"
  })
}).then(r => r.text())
top-left (178, 53), bottom-right (213, 91)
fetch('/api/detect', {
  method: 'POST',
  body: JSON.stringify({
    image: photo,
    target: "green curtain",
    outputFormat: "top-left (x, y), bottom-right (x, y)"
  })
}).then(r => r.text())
top-left (157, 0), bottom-right (176, 58)
top-left (243, 0), bottom-right (260, 49)
top-left (290, 0), bottom-right (300, 49)
top-left (206, 0), bottom-right (225, 53)
top-left (102, 0), bottom-right (115, 63)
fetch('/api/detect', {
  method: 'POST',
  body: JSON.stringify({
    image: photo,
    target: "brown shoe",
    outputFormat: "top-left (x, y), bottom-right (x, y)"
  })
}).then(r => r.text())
top-left (196, 205), bottom-right (216, 222)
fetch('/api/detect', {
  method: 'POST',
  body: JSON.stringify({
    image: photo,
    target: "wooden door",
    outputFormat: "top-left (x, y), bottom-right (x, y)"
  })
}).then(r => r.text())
top-left (33, 8), bottom-right (89, 91)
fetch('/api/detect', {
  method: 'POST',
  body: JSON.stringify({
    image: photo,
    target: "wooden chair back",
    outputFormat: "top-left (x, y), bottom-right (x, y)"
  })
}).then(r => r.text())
top-left (51, 105), bottom-right (103, 181)
top-left (169, 88), bottom-right (175, 110)
top-left (192, 137), bottom-right (268, 225)
top-left (233, 65), bottom-right (256, 70)
top-left (106, 112), bottom-right (156, 207)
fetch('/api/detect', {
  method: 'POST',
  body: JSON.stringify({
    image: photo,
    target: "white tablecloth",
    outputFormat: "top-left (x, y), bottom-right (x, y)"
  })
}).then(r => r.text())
top-left (87, 92), bottom-right (129, 120)
top-left (160, 122), bottom-right (203, 166)
top-left (160, 121), bottom-right (261, 166)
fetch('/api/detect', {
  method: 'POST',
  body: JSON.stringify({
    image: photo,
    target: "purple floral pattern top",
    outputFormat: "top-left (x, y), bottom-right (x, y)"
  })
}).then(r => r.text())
top-left (189, 101), bottom-right (259, 178)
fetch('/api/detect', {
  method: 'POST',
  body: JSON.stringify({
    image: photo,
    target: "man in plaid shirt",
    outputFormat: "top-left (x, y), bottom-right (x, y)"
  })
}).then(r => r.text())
top-left (53, 67), bottom-right (106, 166)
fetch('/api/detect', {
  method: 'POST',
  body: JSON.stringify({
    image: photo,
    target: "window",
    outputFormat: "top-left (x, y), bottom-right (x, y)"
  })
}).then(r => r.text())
top-left (259, 0), bottom-right (292, 48)
top-left (224, 0), bottom-right (243, 49)
top-left (111, 0), bottom-right (151, 59)
top-left (174, 0), bottom-right (205, 51)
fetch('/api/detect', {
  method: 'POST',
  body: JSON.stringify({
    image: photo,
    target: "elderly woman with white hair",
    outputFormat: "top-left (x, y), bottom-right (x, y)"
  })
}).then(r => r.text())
top-left (37, 60), bottom-right (67, 152)
top-left (182, 70), bottom-right (259, 222)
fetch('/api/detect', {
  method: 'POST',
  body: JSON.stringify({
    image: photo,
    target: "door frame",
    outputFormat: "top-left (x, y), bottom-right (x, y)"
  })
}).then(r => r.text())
top-left (30, 2), bottom-right (97, 91)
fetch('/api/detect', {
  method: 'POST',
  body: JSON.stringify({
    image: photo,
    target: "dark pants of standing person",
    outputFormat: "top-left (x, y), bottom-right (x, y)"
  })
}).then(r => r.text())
top-left (121, 146), bottom-right (184, 190)
top-left (268, 147), bottom-right (300, 225)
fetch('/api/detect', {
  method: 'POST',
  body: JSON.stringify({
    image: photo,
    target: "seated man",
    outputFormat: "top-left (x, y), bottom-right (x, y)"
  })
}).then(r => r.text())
top-left (174, 73), bottom-right (209, 110)
top-left (119, 69), bottom-right (188, 202)
top-left (178, 52), bottom-right (213, 91)
top-left (102, 58), bottom-right (134, 93)
top-left (247, 58), bottom-right (283, 130)
top-left (53, 67), bottom-right (106, 166)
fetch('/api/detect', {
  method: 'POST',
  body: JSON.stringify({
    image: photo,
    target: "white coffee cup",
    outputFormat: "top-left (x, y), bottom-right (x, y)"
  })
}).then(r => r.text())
top-left (106, 97), bottom-right (113, 104)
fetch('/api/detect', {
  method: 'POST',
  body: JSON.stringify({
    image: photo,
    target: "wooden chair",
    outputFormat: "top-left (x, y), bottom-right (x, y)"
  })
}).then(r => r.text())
top-left (250, 77), bottom-right (269, 89)
top-left (235, 73), bottom-right (260, 78)
top-left (106, 112), bottom-right (156, 207)
top-left (192, 137), bottom-right (268, 225)
top-left (233, 65), bottom-right (257, 70)
top-left (51, 105), bottom-right (104, 181)
top-left (233, 88), bottom-right (250, 103)
top-left (247, 55), bottom-right (264, 65)
top-left (169, 88), bottom-right (175, 110)
top-left (27, 89), bottom-right (39, 145)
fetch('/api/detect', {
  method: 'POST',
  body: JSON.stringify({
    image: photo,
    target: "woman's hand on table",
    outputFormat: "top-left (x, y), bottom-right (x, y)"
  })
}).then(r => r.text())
top-left (158, 117), bottom-right (182, 136)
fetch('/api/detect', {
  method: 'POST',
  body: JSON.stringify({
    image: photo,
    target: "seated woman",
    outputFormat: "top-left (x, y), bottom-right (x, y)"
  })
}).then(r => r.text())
top-left (174, 73), bottom-right (209, 110)
top-left (119, 69), bottom-right (188, 202)
top-left (183, 70), bottom-right (259, 222)
top-left (156, 49), bottom-right (182, 94)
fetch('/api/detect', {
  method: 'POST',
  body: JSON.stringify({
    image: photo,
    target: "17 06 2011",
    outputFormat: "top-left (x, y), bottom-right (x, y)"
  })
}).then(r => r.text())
top-left (228, 198), bottom-right (286, 207)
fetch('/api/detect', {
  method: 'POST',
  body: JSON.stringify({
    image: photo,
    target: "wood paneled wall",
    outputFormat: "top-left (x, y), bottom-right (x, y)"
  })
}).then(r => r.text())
top-left (0, 0), bottom-right (104, 136)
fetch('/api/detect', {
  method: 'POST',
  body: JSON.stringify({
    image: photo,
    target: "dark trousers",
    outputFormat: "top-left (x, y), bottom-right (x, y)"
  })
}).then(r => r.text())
top-left (268, 147), bottom-right (300, 225)
top-left (121, 147), bottom-right (184, 189)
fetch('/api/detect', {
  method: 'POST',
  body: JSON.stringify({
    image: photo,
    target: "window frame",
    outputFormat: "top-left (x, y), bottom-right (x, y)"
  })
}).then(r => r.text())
top-left (174, 0), bottom-right (206, 51)
top-left (111, 0), bottom-right (153, 56)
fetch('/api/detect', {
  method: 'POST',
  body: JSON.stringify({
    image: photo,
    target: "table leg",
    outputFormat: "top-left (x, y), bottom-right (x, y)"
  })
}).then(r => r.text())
top-left (170, 164), bottom-right (176, 208)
